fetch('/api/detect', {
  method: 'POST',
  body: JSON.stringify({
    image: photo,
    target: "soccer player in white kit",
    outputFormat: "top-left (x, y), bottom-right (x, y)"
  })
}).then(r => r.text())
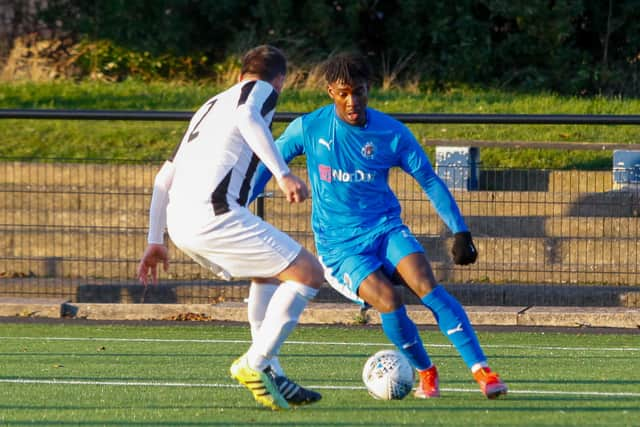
top-left (136, 45), bottom-right (324, 410)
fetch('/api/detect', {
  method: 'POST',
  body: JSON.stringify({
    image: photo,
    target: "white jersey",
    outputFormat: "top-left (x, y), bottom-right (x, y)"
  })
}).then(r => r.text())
top-left (144, 79), bottom-right (300, 280)
top-left (168, 79), bottom-right (289, 222)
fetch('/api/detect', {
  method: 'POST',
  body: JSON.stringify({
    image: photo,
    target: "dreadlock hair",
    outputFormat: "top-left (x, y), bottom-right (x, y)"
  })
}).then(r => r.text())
top-left (322, 52), bottom-right (372, 86)
top-left (241, 45), bottom-right (287, 81)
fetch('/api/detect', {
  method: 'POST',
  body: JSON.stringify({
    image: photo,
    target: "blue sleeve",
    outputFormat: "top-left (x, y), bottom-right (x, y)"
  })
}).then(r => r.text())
top-left (399, 131), bottom-right (468, 234)
top-left (249, 117), bottom-right (305, 204)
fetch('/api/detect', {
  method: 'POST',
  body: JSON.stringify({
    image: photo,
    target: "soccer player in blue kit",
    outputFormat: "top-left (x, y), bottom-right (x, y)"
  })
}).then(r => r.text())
top-left (252, 52), bottom-right (507, 399)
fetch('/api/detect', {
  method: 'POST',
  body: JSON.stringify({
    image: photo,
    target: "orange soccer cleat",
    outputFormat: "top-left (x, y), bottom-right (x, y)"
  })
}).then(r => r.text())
top-left (473, 367), bottom-right (508, 399)
top-left (414, 365), bottom-right (440, 398)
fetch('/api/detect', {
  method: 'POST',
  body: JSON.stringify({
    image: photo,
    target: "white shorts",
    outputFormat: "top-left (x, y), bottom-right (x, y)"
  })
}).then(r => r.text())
top-left (167, 206), bottom-right (301, 281)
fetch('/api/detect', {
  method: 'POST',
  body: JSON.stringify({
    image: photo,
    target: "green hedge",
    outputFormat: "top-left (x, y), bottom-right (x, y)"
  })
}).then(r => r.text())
top-left (37, 0), bottom-right (640, 96)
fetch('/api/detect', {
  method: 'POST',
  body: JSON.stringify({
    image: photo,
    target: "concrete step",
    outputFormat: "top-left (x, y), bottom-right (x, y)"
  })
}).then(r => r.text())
top-left (1, 208), bottom-right (149, 228)
top-left (0, 184), bottom-right (152, 211)
top-left (430, 261), bottom-right (639, 287)
top-left (0, 255), bottom-right (242, 280)
top-left (0, 226), bottom-right (316, 260)
top-left (2, 206), bottom-right (640, 239)
top-left (2, 233), bottom-right (639, 285)
top-left (4, 256), bottom-right (638, 283)
top-left (409, 216), bottom-right (640, 238)
top-left (0, 297), bottom-right (68, 317)
top-left (235, 187), bottom-right (640, 218)
top-left (404, 190), bottom-right (640, 217)
top-left (3, 185), bottom-right (638, 228)
top-left (0, 278), bottom-right (638, 308)
top-left (0, 162), bottom-right (614, 193)
top-left (0, 161), bottom-right (157, 188)
top-left (3, 168), bottom-right (637, 213)
top-left (421, 235), bottom-right (640, 266)
top-left (2, 227), bottom-right (639, 266)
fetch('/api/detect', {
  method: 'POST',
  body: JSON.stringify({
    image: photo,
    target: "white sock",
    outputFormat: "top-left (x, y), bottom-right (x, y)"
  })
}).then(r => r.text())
top-left (471, 362), bottom-right (489, 373)
top-left (248, 281), bottom-right (278, 340)
top-left (247, 281), bottom-right (284, 375)
top-left (246, 280), bottom-right (318, 371)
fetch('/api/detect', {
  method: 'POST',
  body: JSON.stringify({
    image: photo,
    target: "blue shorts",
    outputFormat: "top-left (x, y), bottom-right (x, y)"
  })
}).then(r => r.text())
top-left (319, 224), bottom-right (424, 306)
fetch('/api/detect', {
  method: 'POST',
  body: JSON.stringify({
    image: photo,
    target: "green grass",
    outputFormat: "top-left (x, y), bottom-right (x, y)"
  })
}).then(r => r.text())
top-left (1, 80), bottom-right (640, 168)
top-left (1, 322), bottom-right (638, 426)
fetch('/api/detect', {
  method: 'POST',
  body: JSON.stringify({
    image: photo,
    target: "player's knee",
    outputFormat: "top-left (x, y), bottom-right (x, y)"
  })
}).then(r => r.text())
top-left (305, 258), bottom-right (325, 288)
top-left (299, 251), bottom-right (325, 286)
top-left (281, 249), bottom-right (325, 288)
top-left (411, 280), bottom-right (436, 300)
top-left (295, 269), bottom-right (324, 288)
top-left (375, 293), bottom-right (402, 313)
top-left (360, 284), bottom-right (402, 313)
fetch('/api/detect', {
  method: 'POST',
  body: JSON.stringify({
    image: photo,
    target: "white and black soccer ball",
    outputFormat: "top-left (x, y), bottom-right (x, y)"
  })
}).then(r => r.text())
top-left (362, 349), bottom-right (415, 400)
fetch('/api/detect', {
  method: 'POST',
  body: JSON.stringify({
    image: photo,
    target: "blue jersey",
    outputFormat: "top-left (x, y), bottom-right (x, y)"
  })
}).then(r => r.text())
top-left (253, 104), bottom-right (467, 255)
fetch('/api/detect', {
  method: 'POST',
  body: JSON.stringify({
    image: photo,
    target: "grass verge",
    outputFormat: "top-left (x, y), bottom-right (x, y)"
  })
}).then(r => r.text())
top-left (2, 81), bottom-right (640, 168)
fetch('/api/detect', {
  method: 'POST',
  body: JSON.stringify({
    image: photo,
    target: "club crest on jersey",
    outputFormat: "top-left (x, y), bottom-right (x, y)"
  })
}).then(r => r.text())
top-left (361, 141), bottom-right (375, 159)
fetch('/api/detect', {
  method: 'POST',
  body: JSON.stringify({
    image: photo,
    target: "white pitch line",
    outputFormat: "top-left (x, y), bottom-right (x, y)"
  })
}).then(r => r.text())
top-left (1, 378), bottom-right (639, 398)
top-left (1, 336), bottom-right (639, 352)
top-left (0, 378), bottom-right (238, 388)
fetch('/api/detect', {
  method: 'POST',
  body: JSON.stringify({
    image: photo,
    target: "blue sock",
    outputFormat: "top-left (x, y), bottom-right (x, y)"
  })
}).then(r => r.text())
top-left (379, 305), bottom-right (431, 371)
top-left (422, 285), bottom-right (486, 369)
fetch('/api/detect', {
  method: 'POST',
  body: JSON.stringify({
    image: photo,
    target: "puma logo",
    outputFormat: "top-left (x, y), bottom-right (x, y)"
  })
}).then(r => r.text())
top-left (319, 138), bottom-right (332, 150)
top-left (447, 323), bottom-right (464, 335)
top-left (402, 339), bottom-right (418, 349)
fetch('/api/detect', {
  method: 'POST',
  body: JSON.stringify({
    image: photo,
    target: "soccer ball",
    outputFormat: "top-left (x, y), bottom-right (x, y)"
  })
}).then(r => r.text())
top-left (362, 349), bottom-right (415, 400)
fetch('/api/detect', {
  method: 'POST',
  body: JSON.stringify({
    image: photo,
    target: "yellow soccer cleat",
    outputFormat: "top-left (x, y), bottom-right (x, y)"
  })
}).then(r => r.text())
top-left (230, 355), bottom-right (290, 410)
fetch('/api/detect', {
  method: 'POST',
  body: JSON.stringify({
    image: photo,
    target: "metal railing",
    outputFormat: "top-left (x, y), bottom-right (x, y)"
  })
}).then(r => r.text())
top-left (1, 109), bottom-right (639, 307)
top-left (2, 108), bottom-right (640, 125)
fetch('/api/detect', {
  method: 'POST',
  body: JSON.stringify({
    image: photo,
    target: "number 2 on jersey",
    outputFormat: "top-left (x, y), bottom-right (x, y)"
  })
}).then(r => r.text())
top-left (188, 99), bottom-right (217, 142)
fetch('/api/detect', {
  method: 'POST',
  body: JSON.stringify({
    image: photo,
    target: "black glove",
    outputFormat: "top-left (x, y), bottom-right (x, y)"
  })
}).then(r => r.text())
top-left (452, 231), bottom-right (477, 265)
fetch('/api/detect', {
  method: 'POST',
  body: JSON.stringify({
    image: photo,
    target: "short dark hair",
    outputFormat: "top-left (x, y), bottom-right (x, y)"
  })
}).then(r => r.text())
top-left (241, 45), bottom-right (287, 81)
top-left (322, 52), bottom-right (372, 86)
